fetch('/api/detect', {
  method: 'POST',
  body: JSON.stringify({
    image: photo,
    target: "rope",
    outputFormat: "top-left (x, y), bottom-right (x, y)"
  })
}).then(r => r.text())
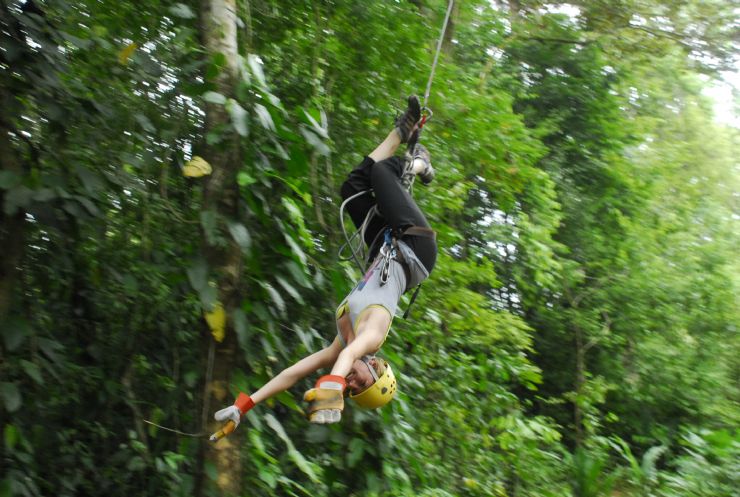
top-left (143, 420), bottom-right (207, 438)
top-left (422, 0), bottom-right (455, 107)
top-left (338, 190), bottom-right (374, 272)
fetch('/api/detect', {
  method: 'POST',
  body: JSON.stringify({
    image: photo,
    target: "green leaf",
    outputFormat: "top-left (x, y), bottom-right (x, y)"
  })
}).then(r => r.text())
top-left (75, 165), bottom-right (105, 193)
top-left (275, 276), bottom-right (304, 304)
top-left (227, 222), bottom-right (251, 252)
top-left (262, 283), bottom-right (285, 314)
top-left (203, 91), bottom-right (226, 105)
top-left (232, 309), bottom-right (250, 347)
top-left (75, 196), bottom-right (100, 217)
top-left (1, 317), bottom-right (29, 351)
top-left (4, 424), bottom-right (18, 451)
top-left (38, 338), bottom-right (63, 363)
top-left (247, 54), bottom-right (266, 86)
top-left (284, 261), bottom-right (312, 288)
top-left (20, 360), bottom-right (43, 385)
top-left (237, 171), bottom-right (256, 186)
top-left (61, 32), bottom-right (93, 49)
top-left (258, 468), bottom-right (278, 489)
top-left (199, 210), bottom-right (218, 245)
top-left (300, 128), bottom-right (330, 156)
top-left (134, 114), bottom-right (155, 133)
top-left (186, 259), bottom-right (208, 292)
top-left (254, 104), bottom-right (275, 131)
top-left (264, 414), bottom-right (320, 483)
top-left (127, 456), bottom-right (146, 472)
top-left (3, 186), bottom-right (32, 215)
top-left (0, 171), bottom-right (20, 190)
top-left (32, 188), bottom-right (56, 202)
top-left (198, 286), bottom-right (218, 311)
top-left (284, 234), bottom-right (307, 266)
top-left (227, 99), bottom-right (249, 137)
top-left (1, 383), bottom-right (21, 412)
top-left (169, 3), bottom-right (196, 19)
top-left (301, 108), bottom-right (329, 139)
top-left (347, 438), bottom-right (366, 468)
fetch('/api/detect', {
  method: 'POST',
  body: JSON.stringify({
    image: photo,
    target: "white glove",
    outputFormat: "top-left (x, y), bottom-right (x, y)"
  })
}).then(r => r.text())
top-left (214, 404), bottom-right (243, 428)
top-left (213, 392), bottom-right (254, 431)
top-left (310, 407), bottom-right (342, 424)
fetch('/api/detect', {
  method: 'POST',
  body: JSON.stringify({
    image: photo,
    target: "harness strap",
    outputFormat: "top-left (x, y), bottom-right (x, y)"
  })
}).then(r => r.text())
top-left (399, 226), bottom-right (437, 240)
top-left (403, 284), bottom-right (423, 320)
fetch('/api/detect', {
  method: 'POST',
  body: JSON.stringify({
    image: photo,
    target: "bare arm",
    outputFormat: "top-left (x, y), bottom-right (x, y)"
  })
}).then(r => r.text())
top-left (250, 337), bottom-right (342, 404)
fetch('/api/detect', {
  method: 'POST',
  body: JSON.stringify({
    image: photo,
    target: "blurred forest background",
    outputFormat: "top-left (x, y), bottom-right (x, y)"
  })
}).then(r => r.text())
top-left (1, 1), bottom-right (738, 496)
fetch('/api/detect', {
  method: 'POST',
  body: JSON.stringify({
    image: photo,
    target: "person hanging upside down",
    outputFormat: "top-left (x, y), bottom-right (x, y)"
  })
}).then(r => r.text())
top-left (213, 95), bottom-right (437, 434)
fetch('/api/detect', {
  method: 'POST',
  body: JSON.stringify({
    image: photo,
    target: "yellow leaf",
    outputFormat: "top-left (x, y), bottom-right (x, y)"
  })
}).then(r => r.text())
top-left (118, 42), bottom-right (138, 65)
top-left (205, 302), bottom-right (226, 342)
top-left (183, 156), bottom-right (212, 178)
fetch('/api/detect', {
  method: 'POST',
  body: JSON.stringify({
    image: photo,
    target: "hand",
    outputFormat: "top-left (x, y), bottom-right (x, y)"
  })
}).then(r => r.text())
top-left (304, 388), bottom-right (344, 424)
top-left (212, 392), bottom-right (254, 434)
top-left (214, 405), bottom-right (242, 428)
top-left (303, 375), bottom-right (346, 424)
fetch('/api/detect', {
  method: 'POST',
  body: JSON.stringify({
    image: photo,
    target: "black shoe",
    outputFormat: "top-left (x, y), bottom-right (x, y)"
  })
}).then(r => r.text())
top-left (395, 95), bottom-right (421, 143)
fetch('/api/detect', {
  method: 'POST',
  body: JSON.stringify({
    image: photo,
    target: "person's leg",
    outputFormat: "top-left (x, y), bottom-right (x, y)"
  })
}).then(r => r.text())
top-left (369, 157), bottom-right (437, 271)
top-left (368, 129), bottom-right (402, 162)
top-left (339, 96), bottom-right (427, 254)
top-left (340, 159), bottom-right (387, 249)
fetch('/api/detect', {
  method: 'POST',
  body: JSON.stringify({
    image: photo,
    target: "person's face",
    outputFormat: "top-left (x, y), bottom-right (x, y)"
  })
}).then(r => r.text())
top-left (346, 358), bottom-right (376, 394)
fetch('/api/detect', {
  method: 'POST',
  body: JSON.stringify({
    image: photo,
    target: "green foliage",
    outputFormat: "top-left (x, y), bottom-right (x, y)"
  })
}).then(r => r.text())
top-left (660, 430), bottom-right (740, 497)
top-left (1, 1), bottom-right (737, 496)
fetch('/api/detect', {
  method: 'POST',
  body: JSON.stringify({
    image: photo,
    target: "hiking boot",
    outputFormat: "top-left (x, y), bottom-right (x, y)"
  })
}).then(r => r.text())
top-left (400, 144), bottom-right (434, 190)
top-left (395, 95), bottom-right (421, 143)
top-left (400, 159), bottom-right (416, 190)
top-left (413, 144), bottom-right (434, 185)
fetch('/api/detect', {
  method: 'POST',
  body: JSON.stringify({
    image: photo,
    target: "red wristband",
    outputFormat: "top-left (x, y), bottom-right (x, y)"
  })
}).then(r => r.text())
top-left (234, 392), bottom-right (255, 414)
top-left (316, 374), bottom-right (347, 390)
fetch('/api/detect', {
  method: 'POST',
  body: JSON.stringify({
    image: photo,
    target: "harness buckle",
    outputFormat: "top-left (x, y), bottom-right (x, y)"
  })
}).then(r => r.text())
top-left (379, 229), bottom-right (397, 286)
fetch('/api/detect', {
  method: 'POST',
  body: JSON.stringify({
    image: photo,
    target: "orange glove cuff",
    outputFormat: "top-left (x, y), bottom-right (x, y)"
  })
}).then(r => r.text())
top-left (234, 392), bottom-right (255, 414)
top-left (316, 374), bottom-right (347, 390)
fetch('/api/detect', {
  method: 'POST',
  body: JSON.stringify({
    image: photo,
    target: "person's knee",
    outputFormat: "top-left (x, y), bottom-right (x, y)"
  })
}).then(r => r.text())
top-left (370, 158), bottom-right (399, 182)
top-left (340, 179), bottom-right (358, 201)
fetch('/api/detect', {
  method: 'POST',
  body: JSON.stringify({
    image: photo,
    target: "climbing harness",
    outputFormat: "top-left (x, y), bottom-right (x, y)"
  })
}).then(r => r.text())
top-left (379, 229), bottom-right (396, 285)
top-left (338, 190), bottom-right (378, 272)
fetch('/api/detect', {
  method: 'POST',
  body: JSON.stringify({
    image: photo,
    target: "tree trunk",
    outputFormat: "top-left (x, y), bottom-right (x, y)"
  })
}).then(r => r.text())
top-left (197, 1), bottom-right (243, 496)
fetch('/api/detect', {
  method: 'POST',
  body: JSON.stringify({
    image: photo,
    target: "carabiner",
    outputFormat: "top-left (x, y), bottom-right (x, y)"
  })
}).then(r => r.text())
top-left (419, 107), bottom-right (433, 128)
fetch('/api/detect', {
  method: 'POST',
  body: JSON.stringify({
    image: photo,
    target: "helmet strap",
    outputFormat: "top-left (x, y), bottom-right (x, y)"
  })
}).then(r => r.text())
top-left (361, 355), bottom-right (380, 382)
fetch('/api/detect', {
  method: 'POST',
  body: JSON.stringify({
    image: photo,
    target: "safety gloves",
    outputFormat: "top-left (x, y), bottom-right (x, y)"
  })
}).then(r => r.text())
top-left (212, 392), bottom-right (255, 440)
top-left (303, 375), bottom-right (346, 424)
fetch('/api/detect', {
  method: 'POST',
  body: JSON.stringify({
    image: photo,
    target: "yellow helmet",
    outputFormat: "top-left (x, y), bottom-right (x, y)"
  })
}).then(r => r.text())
top-left (349, 357), bottom-right (397, 409)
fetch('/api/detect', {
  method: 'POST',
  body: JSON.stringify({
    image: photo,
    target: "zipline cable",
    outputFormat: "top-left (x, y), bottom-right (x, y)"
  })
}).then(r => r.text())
top-left (422, 0), bottom-right (455, 108)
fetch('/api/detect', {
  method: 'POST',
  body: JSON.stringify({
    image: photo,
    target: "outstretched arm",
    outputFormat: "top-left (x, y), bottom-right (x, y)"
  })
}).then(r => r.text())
top-left (250, 337), bottom-right (342, 404)
top-left (211, 337), bottom-right (342, 440)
